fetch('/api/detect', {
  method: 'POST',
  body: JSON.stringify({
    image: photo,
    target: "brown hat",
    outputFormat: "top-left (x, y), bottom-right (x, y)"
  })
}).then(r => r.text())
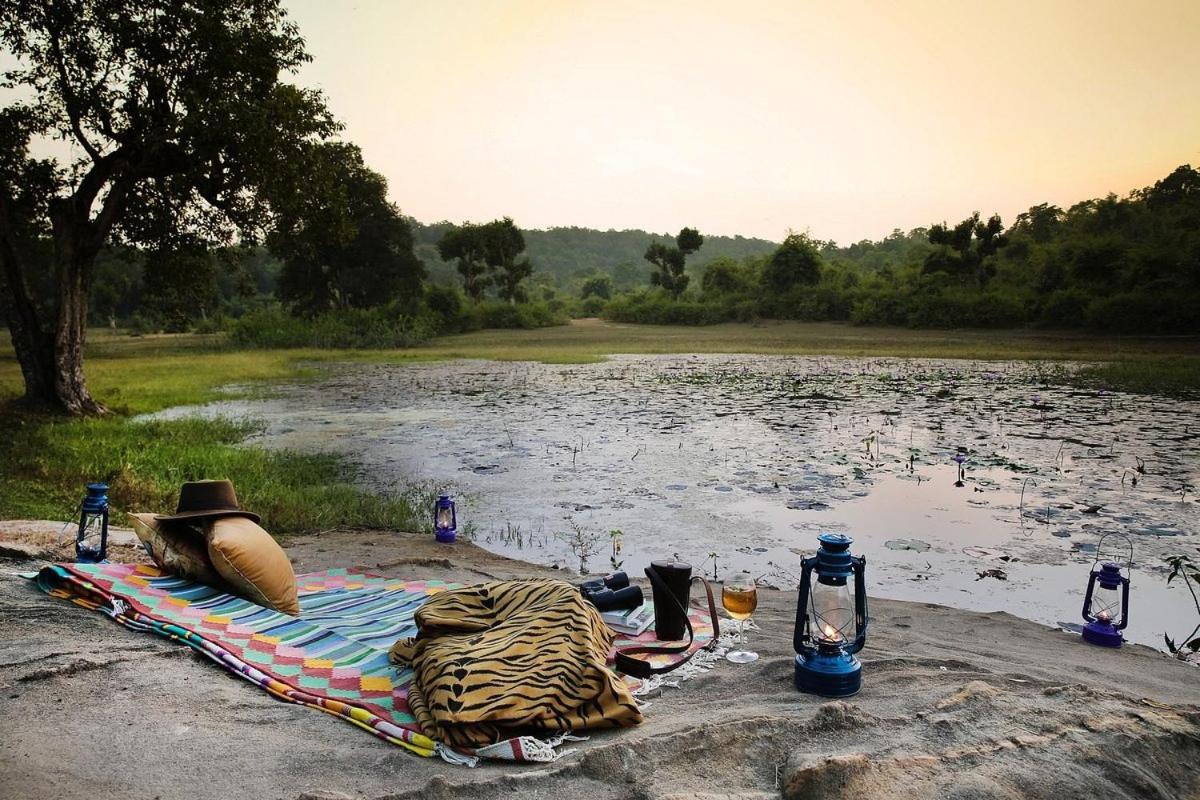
top-left (155, 479), bottom-right (260, 524)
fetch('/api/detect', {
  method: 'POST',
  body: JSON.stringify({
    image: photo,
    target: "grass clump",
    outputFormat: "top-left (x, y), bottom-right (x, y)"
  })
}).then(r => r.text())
top-left (1070, 357), bottom-right (1200, 398)
top-left (0, 412), bottom-right (435, 535)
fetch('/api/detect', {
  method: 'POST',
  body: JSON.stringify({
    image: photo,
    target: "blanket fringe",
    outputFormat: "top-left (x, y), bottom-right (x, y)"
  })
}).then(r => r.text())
top-left (513, 732), bottom-right (588, 762)
top-left (437, 744), bottom-right (480, 767)
top-left (631, 630), bottom-right (737, 697)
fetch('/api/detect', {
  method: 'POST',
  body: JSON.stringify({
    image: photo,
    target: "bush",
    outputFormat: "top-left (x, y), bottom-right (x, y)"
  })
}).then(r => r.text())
top-left (1038, 289), bottom-right (1090, 328)
top-left (578, 296), bottom-right (607, 316)
top-left (229, 306), bottom-right (438, 349)
top-left (192, 314), bottom-right (226, 334)
top-left (473, 300), bottom-right (567, 330)
top-left (603, 292), bottom-right (730, 325)
top-left (1084, 291), bottom-right (1200, 334)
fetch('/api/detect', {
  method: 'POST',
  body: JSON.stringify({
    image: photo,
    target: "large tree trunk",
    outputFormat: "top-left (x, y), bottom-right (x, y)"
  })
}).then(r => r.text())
top-left (1, 209), bottom-right (107, 415)
top-left (2, 257), bottom-right (105, 416)
top-left (49, 250), bottom-right (105, 415)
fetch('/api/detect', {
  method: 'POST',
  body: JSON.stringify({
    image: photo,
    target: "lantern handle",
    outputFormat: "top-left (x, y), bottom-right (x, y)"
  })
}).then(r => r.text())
top-left (793, 554), bottom-right (816, 653)
top-left (1092, 532), bottom-right (1134, 576)
top-left (850, 554), bottom-right (868, 655)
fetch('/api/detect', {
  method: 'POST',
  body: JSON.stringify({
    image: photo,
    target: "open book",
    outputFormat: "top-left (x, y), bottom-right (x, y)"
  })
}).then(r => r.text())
top-left (600, 601), bottom-right (656, 635)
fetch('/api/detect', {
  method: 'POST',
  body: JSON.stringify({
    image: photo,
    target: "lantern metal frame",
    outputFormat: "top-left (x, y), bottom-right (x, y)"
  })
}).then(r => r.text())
top-left (433, 494), bottom-right (457, 543)
top-left (1081, 532), bottom-right (1132, 648)
top-left (793, 533), bottom-right (869, 697)
top-left (75, 483), bottom-right (110, 563)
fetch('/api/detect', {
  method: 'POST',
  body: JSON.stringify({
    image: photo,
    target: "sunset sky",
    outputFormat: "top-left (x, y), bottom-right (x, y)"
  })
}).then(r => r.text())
top-left (291, 1), bottom-right (1197, 242)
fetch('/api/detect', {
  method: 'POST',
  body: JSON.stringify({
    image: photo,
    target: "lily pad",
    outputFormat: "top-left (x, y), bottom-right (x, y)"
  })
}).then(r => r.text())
top-left (885, 538), bottom-right (931, 552)
top-left (962, 546), bottom-right (1008, 560)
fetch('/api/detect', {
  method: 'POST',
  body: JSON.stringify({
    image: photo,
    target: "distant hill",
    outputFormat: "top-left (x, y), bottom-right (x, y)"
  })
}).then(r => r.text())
top-left (411, 221), bottom-right (777, 289)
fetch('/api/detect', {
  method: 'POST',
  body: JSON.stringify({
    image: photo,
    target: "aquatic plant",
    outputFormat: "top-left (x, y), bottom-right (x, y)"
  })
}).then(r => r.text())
top-left (952, 451), bottom-right (967, 487)
top-left (609, 529), bottom-right (625, 571)
top-left (559, 519), bottom-right (604, 574)
top-left (1164, 555), bottom-right (1200, 662)
top-left (697, 551), bottom-right (720, 580)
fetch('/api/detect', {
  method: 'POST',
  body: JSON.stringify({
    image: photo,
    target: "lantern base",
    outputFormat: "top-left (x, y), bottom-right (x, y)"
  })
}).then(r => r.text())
top-left (794, 649), bottom-right (862, 697)
top-left (434, 529), bottom-right (457, 544)
top-left (1081, 620), bottom-right (1123, 648)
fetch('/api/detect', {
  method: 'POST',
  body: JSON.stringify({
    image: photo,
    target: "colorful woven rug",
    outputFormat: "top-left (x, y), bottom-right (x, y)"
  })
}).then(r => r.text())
top-left (33, 563), bottom-right (717, 763)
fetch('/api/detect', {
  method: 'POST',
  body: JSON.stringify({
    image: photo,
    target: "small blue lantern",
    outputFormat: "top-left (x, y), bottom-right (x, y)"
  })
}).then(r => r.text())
top-left (793, 533), bottom-right (869, 697)
top-left (433, 494), bottom-right (457, 543)
top-left (76, 483), bottom-right (110, 563)
top-left (1081, 534), bottom-right (1132, 648)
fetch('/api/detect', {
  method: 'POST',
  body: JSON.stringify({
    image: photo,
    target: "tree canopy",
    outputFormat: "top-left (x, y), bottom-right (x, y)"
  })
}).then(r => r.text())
top-left (272, 143), bottom-right (423, 315)
top-left (645, 227), bottom-right (703, 299)
top-left (0, 0), bottom-right (341, 413)
top-left (436, 217), bottom-right (533, 303)
top-left (762, 233), bottom-right (822, 293)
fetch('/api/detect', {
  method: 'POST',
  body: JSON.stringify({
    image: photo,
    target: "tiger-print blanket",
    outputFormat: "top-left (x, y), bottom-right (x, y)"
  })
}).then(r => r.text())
top-left (389, 578), bottom-right (643, 747)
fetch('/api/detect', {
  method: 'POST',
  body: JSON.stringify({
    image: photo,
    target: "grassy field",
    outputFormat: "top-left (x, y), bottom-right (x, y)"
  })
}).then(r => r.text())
top-left (420, 318), bottom-right (1200, 363)
top-left (1, 319), bottom-right (1196, 532)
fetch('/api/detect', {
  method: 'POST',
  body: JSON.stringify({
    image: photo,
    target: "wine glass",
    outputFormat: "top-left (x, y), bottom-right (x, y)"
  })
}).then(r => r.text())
top-left (722, 572), bottom-right (759, 664)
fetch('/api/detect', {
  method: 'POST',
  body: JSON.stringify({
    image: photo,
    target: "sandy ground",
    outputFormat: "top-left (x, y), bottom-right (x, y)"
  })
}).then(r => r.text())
top-left (1, 527), bottom-right (1198, 800)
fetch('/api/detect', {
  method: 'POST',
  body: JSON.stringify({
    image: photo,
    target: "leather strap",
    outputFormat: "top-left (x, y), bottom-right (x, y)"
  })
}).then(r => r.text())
top-left (614, 571), bottom-right (721, 679)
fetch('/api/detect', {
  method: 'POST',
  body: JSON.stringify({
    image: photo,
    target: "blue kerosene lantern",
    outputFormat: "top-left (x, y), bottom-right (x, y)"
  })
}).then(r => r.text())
top-left (75, 483), bottom-right (110, 563)
top-left (1080, 533), bottom-right (1132, 648)
top-left (793, 533), bottom-right (869, 697)
top-left (433, 494), bottom-right (457, 543)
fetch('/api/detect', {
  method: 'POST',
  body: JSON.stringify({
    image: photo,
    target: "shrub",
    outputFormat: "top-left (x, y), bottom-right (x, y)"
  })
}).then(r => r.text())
top-left (603, 292), bottom-right (730, 325)
top-left (229, 306), bottom-right (438, 349)
top-left (474, 300), bottom-right (567, 329)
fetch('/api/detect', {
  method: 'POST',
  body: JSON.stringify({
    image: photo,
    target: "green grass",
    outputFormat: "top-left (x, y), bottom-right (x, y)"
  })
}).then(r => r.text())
top-left (0, 414), bottom-right (433, 534)
top-left (1, 319), bottom-right (1195, 532)
top-left (1072, 357), bottom-right (1200, 397)
top-left (0, 331), bottom-right (437, 534)
top-left (413, 318), bottom-right (1200, 364)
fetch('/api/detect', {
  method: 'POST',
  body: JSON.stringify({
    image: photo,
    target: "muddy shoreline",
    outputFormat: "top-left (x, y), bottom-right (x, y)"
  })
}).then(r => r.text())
top-left (2, 527), bottom-right (1199, 800)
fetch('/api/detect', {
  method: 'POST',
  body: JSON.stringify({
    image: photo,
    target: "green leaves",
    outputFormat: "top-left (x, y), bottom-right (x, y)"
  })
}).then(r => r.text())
top-left (1163, 554), bottom-right (1200, 658)
top-left (438, 218), bottom-right (533, 304)
top-left (643, 228), bottom-right (701, 299)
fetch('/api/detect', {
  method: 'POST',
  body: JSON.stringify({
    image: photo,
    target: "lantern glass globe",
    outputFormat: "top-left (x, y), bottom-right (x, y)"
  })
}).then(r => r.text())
top-left (810, 581), bottom-right (855, 643)
top-left (1090, 583), bottom-right (1122, 624)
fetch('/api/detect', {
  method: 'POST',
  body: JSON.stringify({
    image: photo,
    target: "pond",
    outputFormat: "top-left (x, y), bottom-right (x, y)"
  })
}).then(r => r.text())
top-left (151, 354), bottom-right (1200, 651)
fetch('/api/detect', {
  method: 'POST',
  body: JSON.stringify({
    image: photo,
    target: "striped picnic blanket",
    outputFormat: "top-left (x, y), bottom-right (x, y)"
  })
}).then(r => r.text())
top-left (32, 563), bottom-right (716, 763)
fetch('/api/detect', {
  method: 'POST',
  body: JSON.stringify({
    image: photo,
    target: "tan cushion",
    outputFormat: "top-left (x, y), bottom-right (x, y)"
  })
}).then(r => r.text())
top-left (205, 517), bottom-right (299, 616)
top-left (129, 513), bottom-right (226, 587)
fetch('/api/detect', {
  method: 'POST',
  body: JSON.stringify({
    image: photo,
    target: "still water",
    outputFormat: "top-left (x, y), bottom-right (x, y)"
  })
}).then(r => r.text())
top-left (151, 355), bottom-right (1199, 650)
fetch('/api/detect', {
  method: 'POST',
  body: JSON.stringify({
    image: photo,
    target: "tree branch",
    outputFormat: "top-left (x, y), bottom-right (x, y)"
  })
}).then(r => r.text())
top-left (0, 189), bottom-right (44, 337)
top-left (46, 11), bottom-right (101, 162)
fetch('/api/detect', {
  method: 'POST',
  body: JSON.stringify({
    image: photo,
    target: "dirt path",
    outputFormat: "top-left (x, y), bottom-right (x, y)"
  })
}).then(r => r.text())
top-left (2, 529), bottom-right (1198, 800)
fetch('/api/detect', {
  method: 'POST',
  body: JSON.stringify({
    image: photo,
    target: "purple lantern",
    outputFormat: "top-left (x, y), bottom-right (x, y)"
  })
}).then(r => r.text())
top-left (1081, 534), bottom-right (1132, 648)
top-left (433, 494), bottom-right (457, 543)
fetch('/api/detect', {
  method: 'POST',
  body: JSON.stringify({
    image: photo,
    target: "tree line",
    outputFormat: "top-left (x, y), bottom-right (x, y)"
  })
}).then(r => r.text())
top-left (601, 165), bottom-right (1199, 334)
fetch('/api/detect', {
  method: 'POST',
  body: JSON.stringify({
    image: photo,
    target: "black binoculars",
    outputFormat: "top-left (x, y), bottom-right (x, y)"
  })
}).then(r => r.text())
top-left (579, 571), bottom-right (644, 613)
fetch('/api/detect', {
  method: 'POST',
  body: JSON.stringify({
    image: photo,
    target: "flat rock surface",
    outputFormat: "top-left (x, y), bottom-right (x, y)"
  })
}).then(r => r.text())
top-left (1, 530), bottom-right (1198, 800)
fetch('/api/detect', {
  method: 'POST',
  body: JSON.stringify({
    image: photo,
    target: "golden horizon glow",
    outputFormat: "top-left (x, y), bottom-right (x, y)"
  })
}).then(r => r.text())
top-left (287, 0), bottom-right (1199, 243)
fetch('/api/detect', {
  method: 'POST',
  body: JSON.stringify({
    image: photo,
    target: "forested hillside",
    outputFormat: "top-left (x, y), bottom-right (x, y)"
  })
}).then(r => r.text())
top-left (82, 165), bottom-right (1198, 336)
top-left (412, 223), bottom-right (777, 289)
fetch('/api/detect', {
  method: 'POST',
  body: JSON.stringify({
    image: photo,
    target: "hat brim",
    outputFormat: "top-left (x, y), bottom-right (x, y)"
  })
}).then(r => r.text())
top-left (154, 509), bottom-right (261, 524)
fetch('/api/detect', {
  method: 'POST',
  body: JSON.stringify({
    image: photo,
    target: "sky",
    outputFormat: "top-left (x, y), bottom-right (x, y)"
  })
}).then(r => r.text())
top-left (67, 1), bottom-right (1200, 244)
